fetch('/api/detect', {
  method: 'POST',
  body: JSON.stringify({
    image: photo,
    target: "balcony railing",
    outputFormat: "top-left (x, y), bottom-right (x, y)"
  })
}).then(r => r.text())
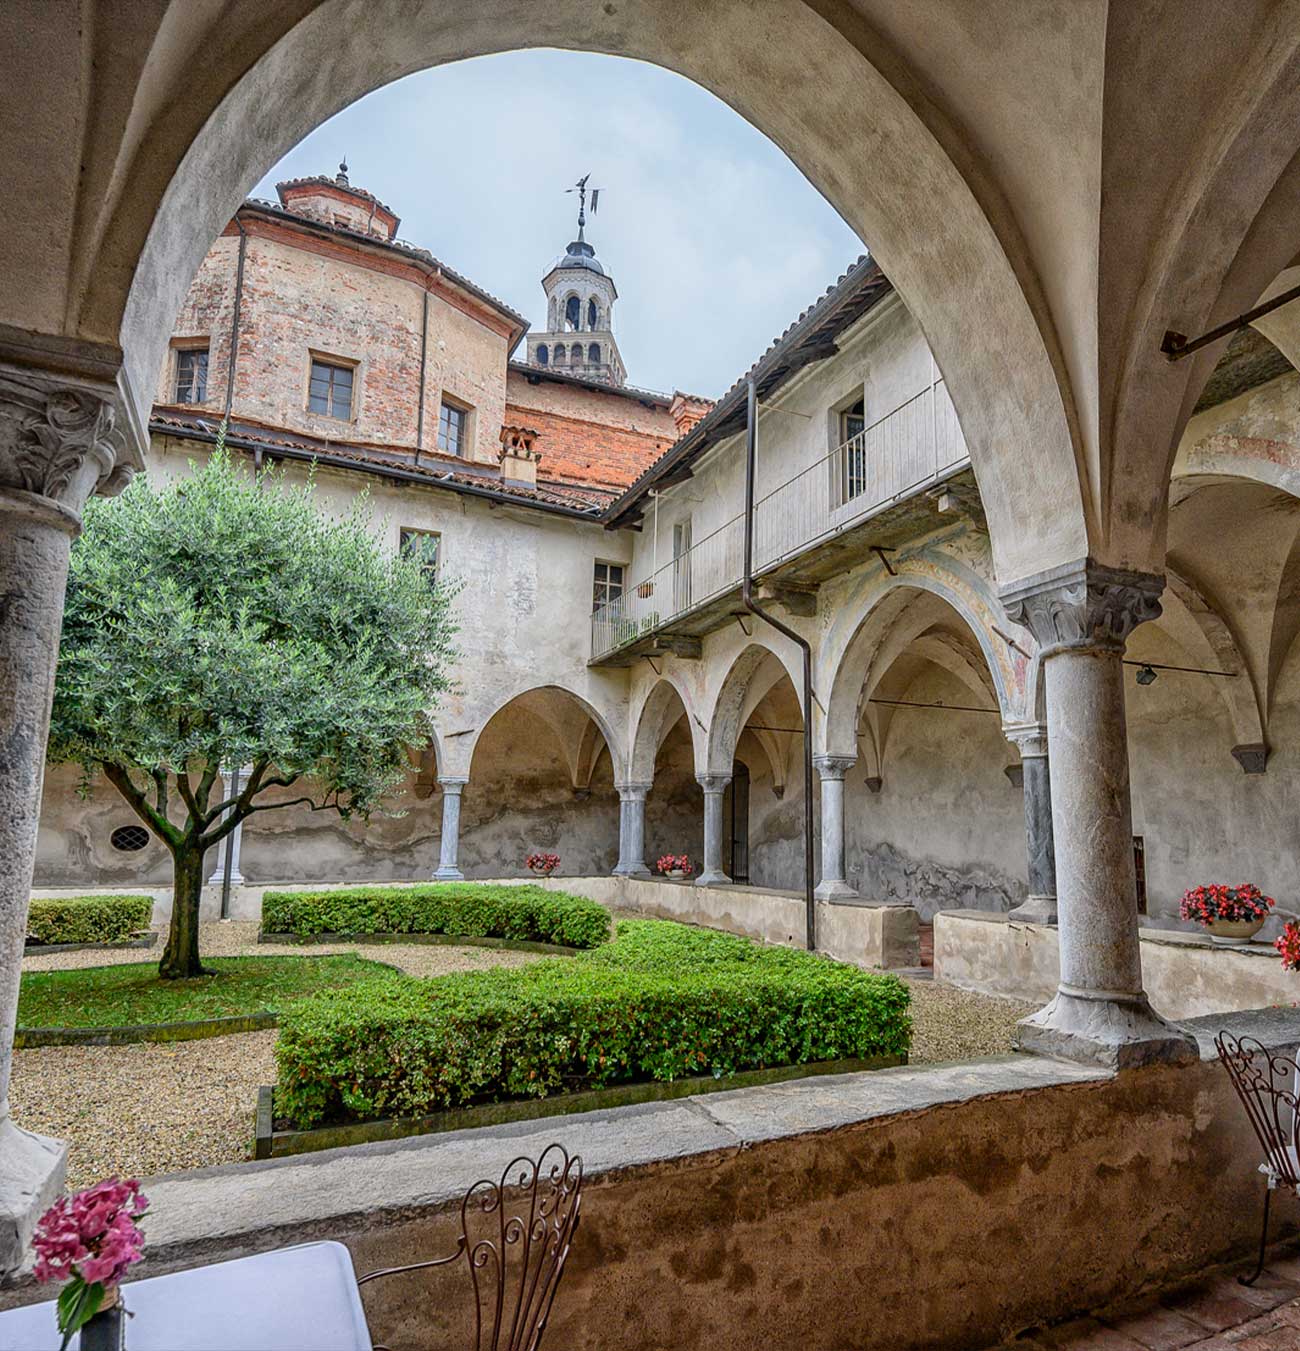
top-left (590, 376), bottom-right (968, 660)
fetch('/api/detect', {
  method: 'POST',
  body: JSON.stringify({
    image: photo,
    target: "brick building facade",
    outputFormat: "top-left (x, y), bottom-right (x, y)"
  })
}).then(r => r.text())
top-left (153, 163), bottom-right (691, 507)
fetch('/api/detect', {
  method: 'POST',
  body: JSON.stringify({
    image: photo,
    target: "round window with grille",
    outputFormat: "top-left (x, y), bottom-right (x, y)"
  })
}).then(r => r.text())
top-left (110, 824), bottom-right (150, 853)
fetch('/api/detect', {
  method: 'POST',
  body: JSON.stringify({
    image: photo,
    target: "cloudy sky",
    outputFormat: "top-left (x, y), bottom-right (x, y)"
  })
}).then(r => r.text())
top-left (253, 51), bottom-right (863, 399)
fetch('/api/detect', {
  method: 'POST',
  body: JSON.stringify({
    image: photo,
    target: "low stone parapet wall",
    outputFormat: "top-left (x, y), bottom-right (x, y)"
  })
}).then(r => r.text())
top-left (5, 1009), bottom-right (1295, 1350)
top-left (524, 875), bottom-right (921, 970)
top-left (935, 909), bottom-right (1298, 1018)
top-left (29, 876), bottom-right (921, 971)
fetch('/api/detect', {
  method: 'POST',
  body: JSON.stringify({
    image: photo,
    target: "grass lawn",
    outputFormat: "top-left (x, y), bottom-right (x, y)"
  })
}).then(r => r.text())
top-left (18, 954), bottom-right (401, 1028)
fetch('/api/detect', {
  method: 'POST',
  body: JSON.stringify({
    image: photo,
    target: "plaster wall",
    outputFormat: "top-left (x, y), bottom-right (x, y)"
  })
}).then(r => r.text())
top-left (32, 437), bottom-right (640, 889)
top-left (621, 297), bottom-right (953, 587)
top-left (847, 665), bottom-right (1027, 917)
top-left (935, 910), bottom-right (1300, 1019)
top-left (1126, 620), bottom-right (1300, 924)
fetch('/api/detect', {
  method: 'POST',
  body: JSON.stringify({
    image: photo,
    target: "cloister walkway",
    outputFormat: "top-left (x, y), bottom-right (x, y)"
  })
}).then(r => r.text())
top-left (1004, 1253), bottom-right (1300, 1349)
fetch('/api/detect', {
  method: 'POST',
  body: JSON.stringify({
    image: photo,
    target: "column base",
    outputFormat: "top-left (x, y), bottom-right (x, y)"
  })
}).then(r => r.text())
top-left (1014, 989), bottom-right (1198, 1070)
top-left (1008, 894), bottom-right (1057, 924)
top-left (814, 879), bottom-right (859, 901)
top-left (612, 863), bottom-right (652, 879)
top-left (0, 1116), bottom-right (67, 1276)
top-left (433, 866), bottom-right (465, 881)
top-left (695, 870), bottom-right (732, 888)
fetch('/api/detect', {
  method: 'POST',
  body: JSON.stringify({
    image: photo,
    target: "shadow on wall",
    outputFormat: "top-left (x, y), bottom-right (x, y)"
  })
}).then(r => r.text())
top-left (857, 841), bottom-right (1025, 921)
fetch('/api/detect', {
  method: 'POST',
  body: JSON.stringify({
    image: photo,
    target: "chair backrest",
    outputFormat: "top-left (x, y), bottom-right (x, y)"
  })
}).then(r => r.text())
top-left (459, 1141), bottom-right (584, 1351)
top-left (1216, 1031), bottom-right (1300, 1186)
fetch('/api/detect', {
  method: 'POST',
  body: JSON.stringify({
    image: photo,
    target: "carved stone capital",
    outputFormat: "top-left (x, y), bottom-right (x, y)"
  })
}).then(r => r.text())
top-left (696, 774), bottom-right (732, 795)
top-left (813, 755), bottom-right (856, 782)
top-left (1003, 721), bottom-right (1049, 760)
top-left (437, 775), bottom-right (469, 795)
top-left (1000, 560), bottom-right (1163, 657)
top-left (616, 781), bottom-right (652, 802)
top-left (0, 366), bottom-right (137, 521)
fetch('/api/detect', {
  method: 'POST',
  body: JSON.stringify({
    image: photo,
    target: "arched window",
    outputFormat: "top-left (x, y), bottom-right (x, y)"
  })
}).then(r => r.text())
top-left (536, 343), bottom-right (548, 366)
top-left (565, 295), bottom-right (581, 330)
top-left (554, 343), bottom-right (566, 364)
top-left (587, 299), bottom-right (599, 329)
top-left (588, 343), bottom-right (601, 365)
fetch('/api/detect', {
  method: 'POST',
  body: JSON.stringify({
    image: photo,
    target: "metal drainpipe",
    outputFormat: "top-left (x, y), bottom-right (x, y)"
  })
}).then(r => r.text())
top-left (224, 217), bottom-right (248, 424)
top-left (415, 286), bottom-right (430, 461)
top-left (218, 219), bottom-right (249, 918)
top-left (742, 376), bottom-right (816, 951)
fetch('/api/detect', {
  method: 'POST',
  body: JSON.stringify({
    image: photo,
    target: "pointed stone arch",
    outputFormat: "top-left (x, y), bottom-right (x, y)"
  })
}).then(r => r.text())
top-left (820, 555), bottom-right (1028, 759)
top-left (465, 684), bottom-right (625, 785)
top-left (704, 641), bottom-right (804, 777)
top-left (628, 676), bottom-right (700, 784)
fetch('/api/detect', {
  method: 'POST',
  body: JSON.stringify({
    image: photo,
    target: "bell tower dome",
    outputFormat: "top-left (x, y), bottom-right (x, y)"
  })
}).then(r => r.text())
top-left (526, 180), bottom-right (626, 386)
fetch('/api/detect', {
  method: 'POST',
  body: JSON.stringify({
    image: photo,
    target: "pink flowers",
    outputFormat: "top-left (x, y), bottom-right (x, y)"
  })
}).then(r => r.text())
top-left (34, 1178), bottom-right (148, 1290)
top-left (526, 852), bottom-right (561, 876)
top-left (656, 854), bottom-right (693, 877)
top-left (1179, 883), bottom-right (1275, 926)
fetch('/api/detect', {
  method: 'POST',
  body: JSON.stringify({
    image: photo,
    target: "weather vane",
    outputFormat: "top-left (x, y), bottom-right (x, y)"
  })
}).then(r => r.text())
top-left (566, 173), bottom-right (602, 240)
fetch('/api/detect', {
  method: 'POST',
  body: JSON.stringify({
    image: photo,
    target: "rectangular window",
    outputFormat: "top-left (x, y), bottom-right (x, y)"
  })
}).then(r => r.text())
top-left (840, 396), bottom-right (867, 502)
top-left (592, 561), bottom-right (625, 613)
top-left (174, 347), bottom-right (209, 404)
top-left (437, 400), bottom-right (468, 457)
top-left (308, 358), bottom-right (355, 419)
top-left (672, 519), bottom-right (692, 613)
top-left (399, 529), bottom-right (441, 586)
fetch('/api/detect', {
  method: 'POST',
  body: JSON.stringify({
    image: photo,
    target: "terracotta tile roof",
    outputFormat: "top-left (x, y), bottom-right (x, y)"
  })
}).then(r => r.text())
top-left (507, 360), bottom-right (672, 407)
top-left (149, 409), bottom-right (613, 515)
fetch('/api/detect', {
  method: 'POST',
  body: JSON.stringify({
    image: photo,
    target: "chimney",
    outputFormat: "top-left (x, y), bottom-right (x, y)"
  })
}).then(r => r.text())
top-left (669, 391), bottom-right (713, 437)
top-left (499, 424), bottom-right (542, 487)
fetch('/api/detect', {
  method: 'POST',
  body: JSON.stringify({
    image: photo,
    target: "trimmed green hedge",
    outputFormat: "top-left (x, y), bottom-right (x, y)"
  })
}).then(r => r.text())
top-left (275, 919), bottom-right (911, 1129)
top-left (27, 895), bottom-right (154, 946)
top-left (261, 883), bottom-right (611, 950)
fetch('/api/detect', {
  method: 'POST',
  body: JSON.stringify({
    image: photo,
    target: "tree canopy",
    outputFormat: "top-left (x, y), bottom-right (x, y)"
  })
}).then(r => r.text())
top-left (48, 446), bottom-right (458, 976)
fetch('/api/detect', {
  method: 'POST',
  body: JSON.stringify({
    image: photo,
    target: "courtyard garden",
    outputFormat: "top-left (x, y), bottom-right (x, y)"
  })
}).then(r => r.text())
top-left (13, 884), bottom-right (1034, 1185)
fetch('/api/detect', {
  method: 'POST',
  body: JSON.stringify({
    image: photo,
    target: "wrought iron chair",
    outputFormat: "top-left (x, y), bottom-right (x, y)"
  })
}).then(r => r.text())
top-left (1215, 1031), bottom-right (1300, 1285)
top-left (357, 1142), bottom-right (584, 1350)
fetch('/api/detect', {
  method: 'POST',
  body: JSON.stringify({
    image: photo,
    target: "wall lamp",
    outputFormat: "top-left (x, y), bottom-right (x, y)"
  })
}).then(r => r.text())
top-left (1123, 659), bottom-right (1237, 686)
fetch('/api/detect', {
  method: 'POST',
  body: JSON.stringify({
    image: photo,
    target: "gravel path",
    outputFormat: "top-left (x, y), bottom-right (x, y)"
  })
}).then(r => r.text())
top-left (15, 923), bottom-right (1033, 1186)
top-left (10, 1031), bottom-right (279, 1187)
top-left (15, 922), bottom-right (544, 1186)
top-left (903, 976), bottom-right (1035, 1063)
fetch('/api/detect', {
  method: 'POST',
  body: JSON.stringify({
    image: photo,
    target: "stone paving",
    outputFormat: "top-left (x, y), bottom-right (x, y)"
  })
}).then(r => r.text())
top-left (1002, 1251), bottom-right (1300, 1349)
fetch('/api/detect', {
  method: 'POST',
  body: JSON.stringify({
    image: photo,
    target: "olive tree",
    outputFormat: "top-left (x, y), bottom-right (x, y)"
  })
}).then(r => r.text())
top-left (48, 445), bottom-right (457, 978)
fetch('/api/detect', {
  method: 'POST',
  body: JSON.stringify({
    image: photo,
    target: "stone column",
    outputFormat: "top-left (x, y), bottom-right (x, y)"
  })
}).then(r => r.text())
top-left (433, 776), bottom-right (469, 880)
top-left (696, 774), bottom-right (732, 887)
top-left (813, 755), bottom-right (857, 900)
top-left (613, 782), bottom-right (652, 878)
top-left (0, 361), bottom-right (140, 1272)
top-left (208, 766), bottom-right (248, 888)
top-left (1004, 725), bottom-right (1056, 924)
top-left (1002, 563), bottom-right (1196, 1069)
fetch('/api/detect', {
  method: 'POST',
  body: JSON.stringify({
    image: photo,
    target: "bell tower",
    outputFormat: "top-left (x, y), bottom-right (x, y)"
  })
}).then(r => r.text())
top-left (525, 177), bottom-right (626, 387)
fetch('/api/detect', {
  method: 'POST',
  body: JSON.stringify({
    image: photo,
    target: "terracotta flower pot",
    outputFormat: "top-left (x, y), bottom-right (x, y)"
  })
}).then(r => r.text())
top-left (666, 869), bottom-right (686, 879)
top-left (1207, 916), bottom-right (1265, 946)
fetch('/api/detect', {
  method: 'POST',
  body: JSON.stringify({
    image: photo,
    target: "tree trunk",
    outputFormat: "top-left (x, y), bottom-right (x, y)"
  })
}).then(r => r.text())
top-left (159, 842), bottom-right (210, 979)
